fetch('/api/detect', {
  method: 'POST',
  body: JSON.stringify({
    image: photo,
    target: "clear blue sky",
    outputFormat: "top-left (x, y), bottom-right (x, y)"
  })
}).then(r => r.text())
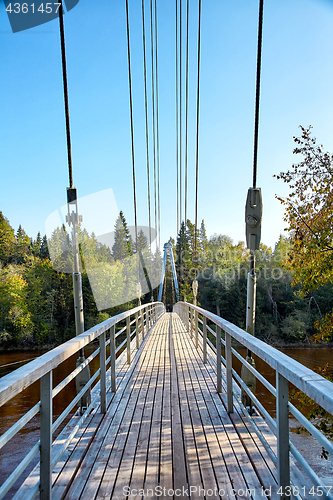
top-left (1, 0), bottom-right (333, 250)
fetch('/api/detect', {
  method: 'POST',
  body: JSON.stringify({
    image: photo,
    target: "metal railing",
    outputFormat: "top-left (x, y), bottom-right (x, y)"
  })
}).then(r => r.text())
top-left (174, 301), bottom-right (333, 500)
top-left (0, 302), bottom-right (165, 500)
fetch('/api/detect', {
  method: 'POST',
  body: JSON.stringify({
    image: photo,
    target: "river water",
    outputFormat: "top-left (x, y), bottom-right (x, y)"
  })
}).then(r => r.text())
top-left (0, 345), bottom-right (332, 494)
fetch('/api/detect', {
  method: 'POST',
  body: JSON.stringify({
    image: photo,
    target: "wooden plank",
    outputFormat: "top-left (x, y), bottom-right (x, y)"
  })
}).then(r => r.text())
top-left (171, 315), bottom-right (209, 500)
top-left (203, 328), bottom-right (318, 500)
top-left (204, 348), bottom-right (278, 497)
top-left (51, 337), bottom-right (145, 499)
top-left (112, 318), bottom-right (163, 498)
top-left (65, 321), bottom-right (161, 500)
top-left (174, 315), bottom-right (234, 500)
top-left (51, 414), bottom-right (103, 500)
top-left (92, 319), bottom-right (163, 499)
top-left (169, 314), bottom-right (188, 497)
top-left (128, 322), bottom-right (165, 495)
top-left (158, 317), bottom-right (173, 495)
top-left (144, 319), bottom-right (166, 499)
top-left (179, 316), bottom-right (262, 498)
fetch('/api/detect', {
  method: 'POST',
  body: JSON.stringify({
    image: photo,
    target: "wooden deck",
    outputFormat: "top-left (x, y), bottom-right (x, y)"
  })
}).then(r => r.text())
top-left (25, 311), bottom-right (287, 500)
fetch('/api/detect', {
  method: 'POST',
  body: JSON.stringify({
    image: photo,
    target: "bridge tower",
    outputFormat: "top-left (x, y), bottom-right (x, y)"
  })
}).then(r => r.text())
top-left (158, 242), bottom-right (180, 304)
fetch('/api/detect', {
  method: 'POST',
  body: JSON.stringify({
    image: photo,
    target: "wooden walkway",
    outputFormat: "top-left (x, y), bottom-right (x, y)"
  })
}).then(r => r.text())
top-left (30, 311), bottom-right (286, 500)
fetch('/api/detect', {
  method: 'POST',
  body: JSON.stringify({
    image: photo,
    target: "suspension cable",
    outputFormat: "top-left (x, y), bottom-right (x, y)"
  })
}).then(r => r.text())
top-left (179, 0), bottom-right (183, 227)
top-left (183, 0), bottom-right (189, 299)
top-left (175, 0), bottom-right (179, 236)
top-left (141, 0), bottom-right (152, 253)
top-left (252, 0), bottom-right (264, 189)
top-left (58, 0), bottom-right (73, 188)
top-left (194, 0), bottom-right (202, 278)
top-left (150, 0), bottom-right (158, 250)
top-left (125, 0), bottom-right (138, 271)
top-left (184, 0), bottom-right (189, 231)
top-left (154, 0), bottom-right (161, 249)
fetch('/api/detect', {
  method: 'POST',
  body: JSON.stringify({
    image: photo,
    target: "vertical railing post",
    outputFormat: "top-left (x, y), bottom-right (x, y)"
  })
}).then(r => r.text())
top-left (135, 312), bottom-right (139, 350)
top-left (187, 305), bottom-right (190, 332)
top-left (203, 316), bottom-right (207, 364)
top-left (126, 316), bottom-right (131, 365)
top-left (142, 308), bottom-right (145, 339)
top-left (138, 309), bottom-right (141, 341)
top-left (190, 308), bottom-right (193, 338)
top-left (225, 331), bottom-right (233, 413)
top-left (110, 324), bottom-right (116, 393)
top-left (276, 372), bottom-right (290, 497)
top-left (216, 326), bottom-right (222, 394)
top-left (40, 371), bottom-right (52, 500)
top-left (195, 310), bottom-right (198, 348)
top-left (99, 330), bottom-right (106, 414)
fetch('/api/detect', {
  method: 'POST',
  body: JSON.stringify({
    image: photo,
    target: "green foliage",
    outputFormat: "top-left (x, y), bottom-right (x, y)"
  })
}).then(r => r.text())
top-left (1, 200), bottom-right (333, 349)
top-left (173, 217), bottom-right (330, 344)
top-left (275, 126), bottom-right (333, 341)
top-left (0, 212), bottom-right (16, 263)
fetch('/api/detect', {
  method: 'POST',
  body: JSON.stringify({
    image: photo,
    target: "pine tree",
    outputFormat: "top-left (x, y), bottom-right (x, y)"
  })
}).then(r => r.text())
top-left (135, 229), bottom-right (148, 253)
top-left (31, 232), bottom-right (42, 257)
top-left (15, 224), bottom-right (31, 263)
top-left (200, 219), bottom-right (208, 255)
top-left (40, 235), bottom-right (50, 260)
top-left (112, 212), bottom-right (132, 260)
top-left (0, 212), bottom-right (15, 263)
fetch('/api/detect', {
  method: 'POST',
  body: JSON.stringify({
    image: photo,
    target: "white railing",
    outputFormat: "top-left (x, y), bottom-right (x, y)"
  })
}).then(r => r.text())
top-left (0, 302), bottom-right (165, 500)
top-left (174, 301), bottom-right (333, 500)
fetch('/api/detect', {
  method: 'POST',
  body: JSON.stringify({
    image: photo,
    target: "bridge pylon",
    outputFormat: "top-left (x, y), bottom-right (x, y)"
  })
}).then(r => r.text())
top-left (158, 242), bottom-right (180, 303)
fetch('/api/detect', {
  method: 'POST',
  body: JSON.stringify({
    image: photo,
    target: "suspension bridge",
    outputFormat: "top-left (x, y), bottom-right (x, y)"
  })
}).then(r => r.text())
top-left (1, 302), bottom-right (333, 499)
top-left (1, 0), bottom-right (333, 498)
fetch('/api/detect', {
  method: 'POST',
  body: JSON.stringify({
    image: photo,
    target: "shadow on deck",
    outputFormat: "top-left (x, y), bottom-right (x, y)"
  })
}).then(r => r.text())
top-left (30, 313), bottom-right (285, 500)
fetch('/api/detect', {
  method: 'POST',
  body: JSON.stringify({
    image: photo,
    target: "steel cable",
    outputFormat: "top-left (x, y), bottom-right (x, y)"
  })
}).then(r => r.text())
top-left (141, 0), bottom-right (152, 253)
top-left (150, 0), bottom-right (158, 250)
top-left (58, 0), bottom-right (73, 188)
top-left (194, 0), bottom-right (202, 278)
top-left (184, 0), bottom-right (189, 232)
top-left (154, 0), bottom-right (161, 249)
top-left (125, 0), bottom-right (139, 279)
top-left (179, 0), bottom-right (183, 227)
top-left (253, 0), bottom-right (264, 189)
top-left (183, 0), bottom-right (189, 298)
top-left (175, 0), bottom-right (179, 236)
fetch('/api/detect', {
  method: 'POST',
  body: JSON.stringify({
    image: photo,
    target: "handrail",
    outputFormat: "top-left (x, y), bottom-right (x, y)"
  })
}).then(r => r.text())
top-left (0, 301), bottom-right (165, 500)
top-left (174, 301), bottom-right (333, 499)
top-left (0, 302), bottom-right (163, 408)
top-left (176, 301), bottom-right (333, 415)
